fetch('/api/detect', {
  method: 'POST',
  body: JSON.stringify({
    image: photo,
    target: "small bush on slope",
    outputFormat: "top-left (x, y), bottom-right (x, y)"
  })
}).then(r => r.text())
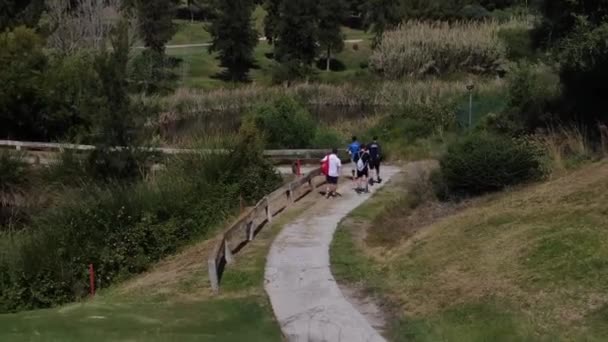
top-left (439, 133), bottom-right (543, 196)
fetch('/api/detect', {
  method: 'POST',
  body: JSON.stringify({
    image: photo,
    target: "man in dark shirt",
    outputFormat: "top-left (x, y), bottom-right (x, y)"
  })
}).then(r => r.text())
top-left (368, 137), bottom-right (382, 184)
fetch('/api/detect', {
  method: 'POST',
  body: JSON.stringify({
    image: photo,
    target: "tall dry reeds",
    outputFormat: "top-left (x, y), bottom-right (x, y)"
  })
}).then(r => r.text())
top-left (370, 18), bottom-right (530, 79)
top-left (534, 126), bottom-right (592, 174)
top-left (155, 79), bottom-right (505, 121)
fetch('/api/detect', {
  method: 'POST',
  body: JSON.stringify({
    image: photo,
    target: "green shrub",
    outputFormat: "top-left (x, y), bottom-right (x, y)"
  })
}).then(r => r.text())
top-left (0, 134), bottom-right (281, 312)
top-left (439, 133), bottom-right (543, 196)
top-left (312, 127), bottom-right (343, 148)
top-left (247, 96), bottom-right (316, 149)
top-left (498, 27), bottom-right (536, 61)
top-left (0, 152), bottom-right (28, 194)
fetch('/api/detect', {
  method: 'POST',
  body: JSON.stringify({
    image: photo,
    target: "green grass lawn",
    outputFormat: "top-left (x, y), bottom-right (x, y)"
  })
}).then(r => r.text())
top-left (0, 297), bottom-right (279, 342)
top-left (169, 40), bottom-right (372, 90)
top-left (0, 192), bottom-right (318, 341)
top-left (331, 161), bottom-right (608, 341)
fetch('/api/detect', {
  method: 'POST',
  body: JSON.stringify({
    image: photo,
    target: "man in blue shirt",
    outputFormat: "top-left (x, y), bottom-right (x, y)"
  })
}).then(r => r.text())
top-left (347, 136), bottom-right (361, 179)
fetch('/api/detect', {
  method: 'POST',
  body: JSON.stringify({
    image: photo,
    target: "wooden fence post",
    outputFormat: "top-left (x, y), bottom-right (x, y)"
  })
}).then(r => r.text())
top-left (208, 258), bottom-right (219, 292)
top-left (266, 203), bottom-right (272, 223)
top-left (224, 240), bottom-right (233, 264)
top-left (247, 221), bottom-right (254, 241)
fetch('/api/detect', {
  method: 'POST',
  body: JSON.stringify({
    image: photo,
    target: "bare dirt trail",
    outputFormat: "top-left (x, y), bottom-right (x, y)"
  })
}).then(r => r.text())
top-left (264, 166), bottom-right (400, 342)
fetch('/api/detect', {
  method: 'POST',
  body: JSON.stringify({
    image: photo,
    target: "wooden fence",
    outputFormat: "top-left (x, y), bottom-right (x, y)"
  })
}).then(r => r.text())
top-left (208, 167), bottom-right (325, 292)
top-left (0, 140), bottom-right (334, 162)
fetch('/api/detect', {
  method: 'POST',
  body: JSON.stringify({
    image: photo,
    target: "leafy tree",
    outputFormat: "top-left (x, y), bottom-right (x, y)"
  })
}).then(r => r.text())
top-left (536, 0), bottom-right (608, 45)
top-left (0, 27), bottom-right (48, 140)
top-left (363, 0), bottom-right (402, 46)
top-left (558, 21), bottom-right (608, 124)
top-left (318, 0), bottom-right (346, 71)
top-left (207, 0), bottom-right (258, 81)
top-left (132, 0), bottom-right (179, 53)
top-left (274, 0), bottom-right (319, 78)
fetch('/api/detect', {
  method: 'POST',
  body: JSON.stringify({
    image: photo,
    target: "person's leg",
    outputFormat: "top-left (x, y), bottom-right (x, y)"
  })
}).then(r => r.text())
top-left (376, 161), bottom-right (382, 182)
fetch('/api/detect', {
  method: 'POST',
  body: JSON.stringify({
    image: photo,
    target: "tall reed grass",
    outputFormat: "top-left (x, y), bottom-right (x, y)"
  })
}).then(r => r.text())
top-left (153, 79), bottom-right (505, 121)
top-left (370, 18), bottom-right (530, 79)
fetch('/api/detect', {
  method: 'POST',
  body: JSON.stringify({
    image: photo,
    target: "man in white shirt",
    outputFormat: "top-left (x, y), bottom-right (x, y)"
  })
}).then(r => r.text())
top-left (321, 148), bottom-right (342, 198)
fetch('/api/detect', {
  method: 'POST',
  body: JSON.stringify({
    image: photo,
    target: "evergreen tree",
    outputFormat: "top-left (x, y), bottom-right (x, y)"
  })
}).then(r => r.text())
top-left (275, 0), bottom-right (319, 71)
top-left (207, 0), bottom-right (258, 81)
top-left (318, 0), bottom-right (346, 71)
top-left (363, 0), bottom-right (402, 46)
top-left (263, 0), bottom-right (282, 42)
top-left (133, 0), bottom-right (179, 53)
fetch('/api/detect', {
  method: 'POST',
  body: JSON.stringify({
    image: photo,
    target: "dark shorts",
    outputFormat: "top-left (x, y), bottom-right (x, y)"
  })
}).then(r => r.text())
top-left (326, 176), bottom-right (339, 184)
top-left (357, 169), bottom-right (369, 178)
top-left (370, 159), bottom-right (381, 170)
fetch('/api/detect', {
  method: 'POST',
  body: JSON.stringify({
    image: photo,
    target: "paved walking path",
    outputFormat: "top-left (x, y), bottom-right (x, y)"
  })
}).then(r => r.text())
top-left (135, 38), bottom-right (365, 50)
top-left (265, 166), bottom-right (399, 342)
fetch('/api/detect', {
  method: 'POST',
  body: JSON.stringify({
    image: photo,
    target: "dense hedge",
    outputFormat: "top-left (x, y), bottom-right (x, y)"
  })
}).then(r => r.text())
top-left (439, 133), bottom-right (543, 196)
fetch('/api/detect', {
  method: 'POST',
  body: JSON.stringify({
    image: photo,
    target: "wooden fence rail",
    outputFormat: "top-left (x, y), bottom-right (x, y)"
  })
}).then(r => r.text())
top-left (0, 140), bottom-right (331, 158)
top-left (208, 167), bottom-right (325, 292)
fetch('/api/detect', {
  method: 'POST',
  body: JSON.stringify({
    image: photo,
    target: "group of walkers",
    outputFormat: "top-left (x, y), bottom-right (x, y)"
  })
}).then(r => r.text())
top-left (321, 136), bottom-right (382, 198)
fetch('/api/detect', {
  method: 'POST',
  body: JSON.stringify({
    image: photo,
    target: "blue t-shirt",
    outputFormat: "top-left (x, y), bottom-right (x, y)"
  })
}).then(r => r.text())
top-left (348, 142), bottom-right (361, 158)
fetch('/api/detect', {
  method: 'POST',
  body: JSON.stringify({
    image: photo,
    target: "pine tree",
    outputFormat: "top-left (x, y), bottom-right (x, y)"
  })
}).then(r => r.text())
top-left (263, 0), bottom-right (282, 42)
top-left (133, 0), bottom-right (179, 53)
top-left (318, 0), bottom-right (346, 71)
top-left (275, 0), bottom-right (319, 67)
top-left (363, 0), bottom-right (402, 46)
top-left (207, 0), bottom-right (258, 81)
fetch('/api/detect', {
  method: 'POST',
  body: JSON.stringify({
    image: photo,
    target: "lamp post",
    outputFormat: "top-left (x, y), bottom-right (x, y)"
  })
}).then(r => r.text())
top-left (466, 82), bottom-right (475, 129)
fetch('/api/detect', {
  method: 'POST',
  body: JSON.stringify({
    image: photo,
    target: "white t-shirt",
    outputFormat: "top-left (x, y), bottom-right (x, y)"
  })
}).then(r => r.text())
top-left (322, 153), bottom-right (342, 177)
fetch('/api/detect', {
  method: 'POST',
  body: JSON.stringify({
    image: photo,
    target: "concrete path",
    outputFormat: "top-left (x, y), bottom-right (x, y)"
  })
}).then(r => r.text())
top-left (265, 166), bottom-right (399, 342)
top-left (135, 38), bottom-right (365, 50)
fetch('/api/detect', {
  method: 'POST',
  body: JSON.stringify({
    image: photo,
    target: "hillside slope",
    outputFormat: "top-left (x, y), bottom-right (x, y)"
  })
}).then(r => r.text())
top-left (332, 161), bottom-right (608, 341)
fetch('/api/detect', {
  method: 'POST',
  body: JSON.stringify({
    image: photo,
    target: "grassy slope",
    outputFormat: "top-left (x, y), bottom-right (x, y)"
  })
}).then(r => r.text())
top-left (0, 196), bottom-right (317, 341)
top-left (332, 162), bottom-right (608, 341)
top-left (167, 7), bottom-right (372, 90)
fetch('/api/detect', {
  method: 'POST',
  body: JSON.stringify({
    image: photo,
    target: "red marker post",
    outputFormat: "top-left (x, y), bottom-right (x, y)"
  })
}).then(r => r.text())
top-left (89, 264), bottom-right (96, 297)
top-left (296, 159), bottom-right (301, 177)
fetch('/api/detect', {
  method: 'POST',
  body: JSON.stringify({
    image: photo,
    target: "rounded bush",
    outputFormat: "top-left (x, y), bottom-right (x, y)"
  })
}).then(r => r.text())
top-left (440, 133), bottom-right (543, 196)
top-left (247, 96), bottom-right (315, 149)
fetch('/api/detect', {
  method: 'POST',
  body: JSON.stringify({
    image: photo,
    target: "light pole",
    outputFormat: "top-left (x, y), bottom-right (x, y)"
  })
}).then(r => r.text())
top-left (466, 82), bottom-right (475, 129)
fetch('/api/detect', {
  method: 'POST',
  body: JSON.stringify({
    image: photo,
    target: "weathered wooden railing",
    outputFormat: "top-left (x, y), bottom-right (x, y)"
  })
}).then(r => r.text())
top-left (0, 140), bottom-right (332, 163)
top-left (208, 167), bottom-right (325, 292)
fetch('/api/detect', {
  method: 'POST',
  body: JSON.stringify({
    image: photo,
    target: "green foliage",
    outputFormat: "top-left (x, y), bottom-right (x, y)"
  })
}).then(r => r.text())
top-left (312, 127), bottom-right (343, 148)
top-left (558, 21), bottom-right (608, 124)
top-left (131, 0), bottom-right (180, 53)
top-left (0, 0), bottom-right (45, 31)
top-left (0, 140), bottom-right (281, 312)
top-left (207, 0), bottom-right (258, 81)
top-left (128, 49), bottom-right (181, 94)
top-left (0, 27), bottom-right (48, 140)
top-left (263, 0), bottom-right (281, 42)
top-left (439, 133), bottom-right (543, 196)
top-left (247, 96), bottom-right (316, 148)
top-left (498, 26), bottom-right (536, 61)
top-left (0, 152), bottom-right (28, 194)
top-left (272, 0), bottom-right (320, 80)
top-left (317, 0), bottom-right (346, 70)
top-left (535, 0), bottom-right (608, 46)
top-left (483, 62), bottom-right (559, 134)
